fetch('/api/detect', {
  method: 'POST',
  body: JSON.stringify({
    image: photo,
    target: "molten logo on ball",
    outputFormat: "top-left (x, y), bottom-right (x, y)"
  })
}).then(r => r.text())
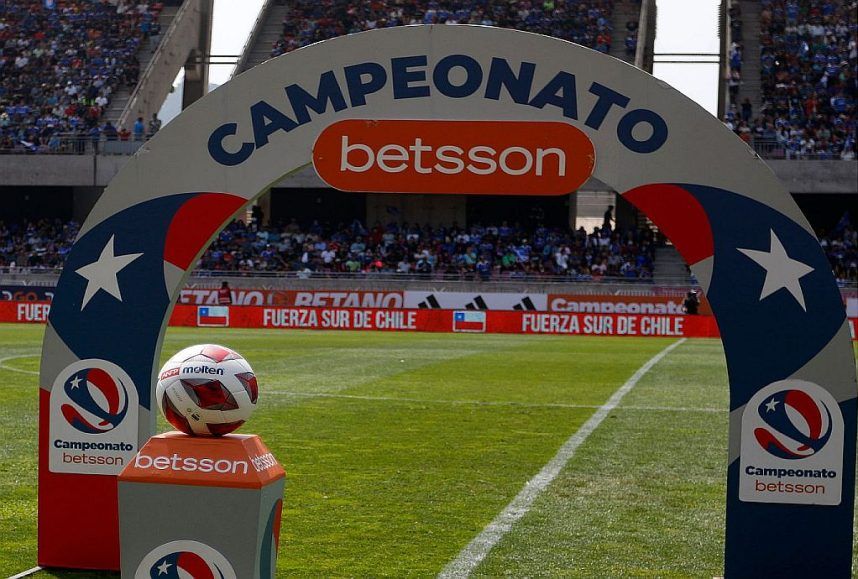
top-left (754, 389), bottom-right (833, 460)
top-left (156, 344), bottom-right (258, 436)
top-left (61, 367), bottom-right (129, 434)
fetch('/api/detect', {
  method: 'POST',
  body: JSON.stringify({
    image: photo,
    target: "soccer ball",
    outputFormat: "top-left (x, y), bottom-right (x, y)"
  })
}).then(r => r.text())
top-left (156, 344), bottom-right (258, 436)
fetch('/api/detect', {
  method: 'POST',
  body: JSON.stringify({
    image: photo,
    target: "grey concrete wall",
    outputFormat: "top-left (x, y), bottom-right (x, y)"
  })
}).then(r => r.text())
top-left (766, 160), bottom-right (858, 194)
top-left (0, 155), bottom-right (128, 187)
top-left (0, 155), bottom-right (853, 194)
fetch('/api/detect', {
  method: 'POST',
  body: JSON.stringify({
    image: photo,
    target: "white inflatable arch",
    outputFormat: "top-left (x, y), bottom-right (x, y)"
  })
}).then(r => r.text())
top-left (38, 25), bottom-right (856, 577)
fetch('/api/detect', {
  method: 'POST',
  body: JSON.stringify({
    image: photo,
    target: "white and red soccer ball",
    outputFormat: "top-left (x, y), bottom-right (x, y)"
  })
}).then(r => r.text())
top-left (156, 344), bottom-right (258, 436)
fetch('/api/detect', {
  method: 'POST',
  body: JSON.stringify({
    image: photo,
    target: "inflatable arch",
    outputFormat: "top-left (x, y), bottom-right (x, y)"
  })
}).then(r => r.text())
top-left (37, 25), bottom-right (857, 577)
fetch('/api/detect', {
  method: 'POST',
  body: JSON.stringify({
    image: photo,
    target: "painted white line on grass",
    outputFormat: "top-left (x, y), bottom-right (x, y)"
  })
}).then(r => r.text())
top-left (0, 355), bottom-right (39, 375)
top-left (622, 404), bottom-right (724, 413)
top-left (270, 389), bottom-right (722, 414)
top-left (7, 566), bottom-right (42, 579)
top-left (438, 338), bottom-right (687, 579)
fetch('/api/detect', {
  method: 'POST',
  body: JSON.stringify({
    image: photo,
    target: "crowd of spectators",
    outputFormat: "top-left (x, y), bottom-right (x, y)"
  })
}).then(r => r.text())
top-left (0, 0), bottom-right (165, 154)
top-left (725, 0), bottom-right (857, 160)
top-left (196, 218), bottom-right (657, 281)
top-left (271, 0), bottom-right (616, 58)
top-left (820, 214), bottom-right (858, 284)
top-left (0, 214), bottom-right (855, 284)
top-left (0, 218), bottom-right (78, 269)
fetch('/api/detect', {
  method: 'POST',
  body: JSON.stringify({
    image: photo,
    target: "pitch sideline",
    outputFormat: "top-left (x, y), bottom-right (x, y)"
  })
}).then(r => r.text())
top-left (438, 338), bottom-right (687, 578)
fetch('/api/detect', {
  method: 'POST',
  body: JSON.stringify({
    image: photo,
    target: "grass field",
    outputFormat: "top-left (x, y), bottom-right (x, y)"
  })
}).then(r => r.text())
top-left (0, 324), bottom-right (855, 577)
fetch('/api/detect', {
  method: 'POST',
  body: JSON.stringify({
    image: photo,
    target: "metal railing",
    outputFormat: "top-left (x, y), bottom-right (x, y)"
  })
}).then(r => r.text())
top-left (1, 267), bottom-right (855, 291)
top-left (0, 135), bottom-right (146, 156)
top-left (752, 138), bottom-right (856, 161)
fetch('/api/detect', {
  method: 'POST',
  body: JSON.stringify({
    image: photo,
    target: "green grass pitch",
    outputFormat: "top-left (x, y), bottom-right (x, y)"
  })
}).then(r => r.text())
top-left (0, 324), bottom-right (855, 577)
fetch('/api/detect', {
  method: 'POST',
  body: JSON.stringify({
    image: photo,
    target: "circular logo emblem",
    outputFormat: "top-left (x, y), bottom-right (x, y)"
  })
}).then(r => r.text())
top-left (754, 388), bottom-right (833, 460)
top-left (135, 540), bottom-right (237, 579)
top-left (58, 361), bottom-right (131, 434)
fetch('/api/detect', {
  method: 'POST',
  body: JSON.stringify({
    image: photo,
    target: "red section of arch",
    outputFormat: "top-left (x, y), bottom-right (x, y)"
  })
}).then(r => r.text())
top-left (38, 389), bottom-right (120, 569)
top-left (623, 184), bottom-right (714, 266)
top-left (163, 193), bottom-right (246, 269)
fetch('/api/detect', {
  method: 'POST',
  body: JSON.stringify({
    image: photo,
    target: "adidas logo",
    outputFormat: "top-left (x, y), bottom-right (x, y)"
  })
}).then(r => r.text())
top-left (417, 295), bottom-right (441, 309)
top-left (417, 295), bottom-right (539, 311)
top-left (512, 296), bottom-right (538, 311)
top-left (464, 296), bottom-right (488, 310)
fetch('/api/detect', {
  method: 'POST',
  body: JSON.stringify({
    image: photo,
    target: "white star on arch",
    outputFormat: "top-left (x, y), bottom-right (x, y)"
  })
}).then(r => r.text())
top-left (156, 559), bottom-right (171, 575)
top-left (737, 229), bottom-right (815, 312)
top-left (74, 235), bottom-right (143, 310)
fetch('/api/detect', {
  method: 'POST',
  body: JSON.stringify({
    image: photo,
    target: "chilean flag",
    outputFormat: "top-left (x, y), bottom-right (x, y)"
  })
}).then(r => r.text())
top-left (453, 310), bottom-right (486, 332)
top-left (198, 306), bottom-right (229, 327)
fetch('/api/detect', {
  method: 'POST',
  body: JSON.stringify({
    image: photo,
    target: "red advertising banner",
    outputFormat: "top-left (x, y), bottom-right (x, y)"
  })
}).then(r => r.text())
top-left (168, 306), bottom-right (721, 338)
top-left (3, 301), bottom-right (52, 323)
top-left (5, 302), bottom-right (856, 340)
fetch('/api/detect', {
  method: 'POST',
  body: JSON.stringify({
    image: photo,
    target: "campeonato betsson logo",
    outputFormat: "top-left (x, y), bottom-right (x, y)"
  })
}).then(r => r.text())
top-left (61, 366), bottom-right (129, 434)
top-left (136, 540), bottom-right (236, 579)
top-left (754, 388), bottom-right (833, 460)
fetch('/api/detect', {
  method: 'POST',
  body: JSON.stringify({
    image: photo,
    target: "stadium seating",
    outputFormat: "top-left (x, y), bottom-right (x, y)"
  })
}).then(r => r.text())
top-left (0, 216), bottom-right (655, 280)
top-left (0, 218), bottom-right (78, 269)
top-left (0, 0), bottom-right (167, 154)
top-left (3, 215), bottom-right (853, 283)
top-left (270, 0), bottom-right (617, 58)
top-left (820, 220), bottom-right (858, 284)
top-left (198, 219), bottom-right (655, 280)
top-left (726, 0), bottom-right (856, 160)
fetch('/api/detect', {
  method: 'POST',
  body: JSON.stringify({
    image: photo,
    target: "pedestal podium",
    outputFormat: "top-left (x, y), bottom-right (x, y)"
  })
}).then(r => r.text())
top-left (118, 432), bottom-right (285, 578)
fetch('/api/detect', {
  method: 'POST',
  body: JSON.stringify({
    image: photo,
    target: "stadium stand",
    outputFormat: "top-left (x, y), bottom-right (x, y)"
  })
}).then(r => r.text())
top-left (0, 1), bottom-right (174, 154)
top-left (0, 0), bottom-right (852, 294)
top-left (0, 218), bottom-right (78, 269)
top-left (197, 219), bottom-right (657, 280)
top-left (820, 217), bottom-right (858, 283)
top-left (724, 0), bottom-right (857, 160)
top-left (2, 212), bottom-right (855, 284)
top-left (0, 216), bottom-right (657, 280)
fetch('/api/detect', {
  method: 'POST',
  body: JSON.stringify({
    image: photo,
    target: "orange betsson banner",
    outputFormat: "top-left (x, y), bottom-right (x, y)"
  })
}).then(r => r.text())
top-left (312, 119), bottom-right (595, 195)
top-left (6, 302), bottom-right (857, 340)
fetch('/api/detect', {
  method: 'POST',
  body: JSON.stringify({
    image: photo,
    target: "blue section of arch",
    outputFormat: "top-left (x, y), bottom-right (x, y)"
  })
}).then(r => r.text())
top-left (675, 184), bottom-right (854, 578)
top-left (48, 194), bottom-right (196, 409)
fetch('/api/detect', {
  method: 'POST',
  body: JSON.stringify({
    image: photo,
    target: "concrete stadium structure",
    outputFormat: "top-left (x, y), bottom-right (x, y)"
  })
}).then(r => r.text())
top-left (0, 0), bottom-right (854, 268)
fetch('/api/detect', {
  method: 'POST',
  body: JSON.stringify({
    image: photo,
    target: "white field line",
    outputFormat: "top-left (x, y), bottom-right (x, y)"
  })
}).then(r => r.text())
top-left (7, 566), bottom-right (42, 579)
top-left (270, 387), bottom-right (722, 414)
top-left (0, 355), bottom-right (39, 375)
top-left (438, 338), bottom-right (687, 579)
